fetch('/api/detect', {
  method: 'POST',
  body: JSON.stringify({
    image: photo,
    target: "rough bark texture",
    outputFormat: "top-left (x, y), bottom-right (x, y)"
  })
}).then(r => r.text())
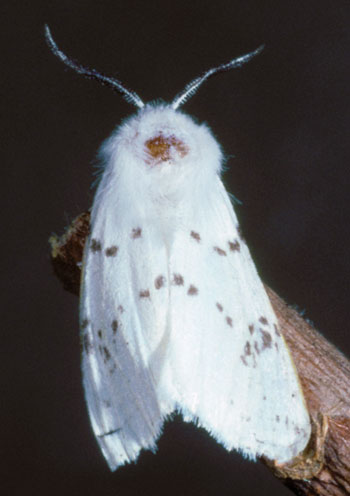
top-left (50, 212), bottom-right (350, 495)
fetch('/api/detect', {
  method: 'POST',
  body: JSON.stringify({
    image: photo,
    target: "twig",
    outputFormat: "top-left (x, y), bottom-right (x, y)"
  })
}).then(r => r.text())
top-left (50, 212), bottom-right (350, 495)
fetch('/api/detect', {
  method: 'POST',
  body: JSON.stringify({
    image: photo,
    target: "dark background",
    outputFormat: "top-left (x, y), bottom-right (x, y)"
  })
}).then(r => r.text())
top-left (3, 1), bottom-right (350, 494)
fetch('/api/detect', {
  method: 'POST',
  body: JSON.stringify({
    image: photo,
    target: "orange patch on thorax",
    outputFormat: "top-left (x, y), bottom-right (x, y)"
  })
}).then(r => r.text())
top-left (145, 134), bottom-right (188, 163)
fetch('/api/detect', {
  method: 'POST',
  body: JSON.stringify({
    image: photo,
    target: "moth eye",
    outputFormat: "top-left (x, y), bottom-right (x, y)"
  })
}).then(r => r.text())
top-left (144, 133), bottom-right (189, 164)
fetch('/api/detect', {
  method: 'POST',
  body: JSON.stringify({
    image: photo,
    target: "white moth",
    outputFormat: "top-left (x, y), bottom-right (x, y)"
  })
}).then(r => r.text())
top-left (46, 26), bottom-right (311, 470)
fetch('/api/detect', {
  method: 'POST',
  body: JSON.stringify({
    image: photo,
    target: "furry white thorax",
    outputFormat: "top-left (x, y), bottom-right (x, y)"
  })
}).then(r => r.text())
top-left (93, 104), bottom-right (222, 225)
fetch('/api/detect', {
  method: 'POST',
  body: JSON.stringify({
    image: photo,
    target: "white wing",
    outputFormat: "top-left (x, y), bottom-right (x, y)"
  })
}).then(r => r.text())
top-left (80, 203), bottom-right (176, 469)
top-left (80, 175), bottom-right (310, 469)
top-left (162, 177), bottom-right (311, 462)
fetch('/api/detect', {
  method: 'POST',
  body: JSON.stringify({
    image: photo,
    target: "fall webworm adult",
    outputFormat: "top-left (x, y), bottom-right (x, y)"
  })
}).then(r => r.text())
top-left (45, 25), bottom-right (310, 471)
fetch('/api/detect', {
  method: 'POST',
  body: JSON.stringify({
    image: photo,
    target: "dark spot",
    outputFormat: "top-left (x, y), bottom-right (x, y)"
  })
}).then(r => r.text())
top-left (118, 305), bottom-right (124, 313)
top-left (254, 341), bottom-right (260, 355)
top-left (97, 428), bottom-right (122, 438)
top-left (111, 320), bottom-right (118, 334)
top-left (108, 364), bottom-right (117, 375)
top-left (172, 273), bottom-right (184, 285)
top-left (82, 334), bottom-right (92, 354)
top-left (274, 342), bottom-right (279, 351)
top-left (292, 393), bottom-right (296, 398)
top-left (216, 302), bottom-right (223, 312)
top-left (213, 246), bottom-right (227, 256)
top-left (263, 396), bottom-right (267, 401)
top-left (228, 240), bottom-right (240, 252)
top-left (248, 324), bottom-right (254, 335)
top-left (237, 226), bottom-right (245, 241)
top-left (190, 231), bottom-right (201, 242)
top-left (105, 245), bottom-right (118, 257)
top-left (91, 239), bottom-right (101, 252)
top-left (103, 400), bottom-right (111, 408)
top-left (259, 316), bottom-right (268, 325)
top-left (131, 227), bottom-right (142, 239)
top-left (255, 438), bottom-right (265, 445)
top-left (226, 316), bottom-right (233, 327)
top-left (246, 417), bottom-right (251, 422)
top-left (139, 289), bottom-right (150, 298)
top-left (155, 275), bottom-right (166, 289)
top-left (276, 415), bottom-right (280, 423)
top-left (103, 346), bottom-right (111, 361)
top-left (81, 319), bottom-right (89, 329)
top-left (285, 417), bottom-right (289, 426)
top-left (240, 355), bottom-right (248, 366)
top-left (97, 329), bottom-right (103, 339)
top-left (274, 324), bottom-right (281, 337)
top-left (244, 341), bottom-right (252, 356)
top-left (260, 329), bottom-right (272, 349)
top-left (187, 285), bottom-right (198, 295)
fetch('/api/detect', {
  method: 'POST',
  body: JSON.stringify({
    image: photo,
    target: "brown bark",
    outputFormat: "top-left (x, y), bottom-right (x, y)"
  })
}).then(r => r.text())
top-left (50, 212), bottom-right (350, 495)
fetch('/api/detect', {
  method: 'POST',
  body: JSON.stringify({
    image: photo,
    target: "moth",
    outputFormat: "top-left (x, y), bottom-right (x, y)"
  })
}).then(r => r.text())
top-left (45, 25), bottom-right (311, 470)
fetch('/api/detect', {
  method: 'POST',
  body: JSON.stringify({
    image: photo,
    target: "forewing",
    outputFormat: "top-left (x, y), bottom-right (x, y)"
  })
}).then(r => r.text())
top-left (80, 210), bottom-right (174, 470)
top-left (164, 178), bottom-right (310, 462)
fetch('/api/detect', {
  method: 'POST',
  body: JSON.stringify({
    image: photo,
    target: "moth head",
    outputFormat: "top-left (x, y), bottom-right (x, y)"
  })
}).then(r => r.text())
top-left (45, 25), bottom-right (263, 178)
top-left (126, 105), bottom-right (206, 169)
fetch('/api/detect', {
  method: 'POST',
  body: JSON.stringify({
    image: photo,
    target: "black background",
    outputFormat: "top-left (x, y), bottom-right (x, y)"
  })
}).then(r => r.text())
top-left (3, 1), bottom-right (350, 495)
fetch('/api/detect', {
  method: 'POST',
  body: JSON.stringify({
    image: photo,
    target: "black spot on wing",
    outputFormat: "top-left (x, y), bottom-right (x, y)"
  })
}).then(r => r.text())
top-left (187, 285), bottom-right (198, 295)
top-left (91, 239), bottom-right (101, 252)
top-left (216, 302), bottom-right (223, 312)
top-left (228, 240), bottom-right (240, 252)
top-left (111, 320), bottom-right (118, 333)
top-left (81, 333), bottom-right (92, 354)
top-left (240, 356), bottom-right (248, 366)
top-left (155, 275), bottom-right (166, 289)
top-left (244, 341), bottom-right (252, 356)
top-left (139, 289), bottom-right (150, 298)
top-left (190, 231), bottom-right (201, 242)
top-left (131, 227), bottom-right (142, 239)
top-left (81, 319), bottom-right (89, 329)
top-left (213, 246), bottom-right (227, 256)
top-left (260, 328), bottom-right (272, 350)
top-left (259, 316), bottom-right (268, 325)
top-left (102, 346), bottom-right (111, 362)
top-left (105, 245), bottom-right (118, 257)
top-left (172, 274), bottom-right (184, 286)
top-left (240, 340), bottom-right (257, 368)
top-left (97, 428), bottom-right (122, 438)
top-left (226, 316), bottom-right (233, 327)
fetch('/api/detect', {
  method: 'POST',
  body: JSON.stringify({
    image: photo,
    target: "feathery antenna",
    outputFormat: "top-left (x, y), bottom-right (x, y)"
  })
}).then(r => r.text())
top-left (171, 46), bottom-right (264, 110)
top-left (44, 25), bottom-right (144, 109)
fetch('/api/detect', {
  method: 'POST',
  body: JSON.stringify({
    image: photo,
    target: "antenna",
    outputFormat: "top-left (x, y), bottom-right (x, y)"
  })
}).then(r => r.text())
top-left (172, 46), bottom-right (264, 110)
top-left (44, 25), bottom-right (144, 109)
